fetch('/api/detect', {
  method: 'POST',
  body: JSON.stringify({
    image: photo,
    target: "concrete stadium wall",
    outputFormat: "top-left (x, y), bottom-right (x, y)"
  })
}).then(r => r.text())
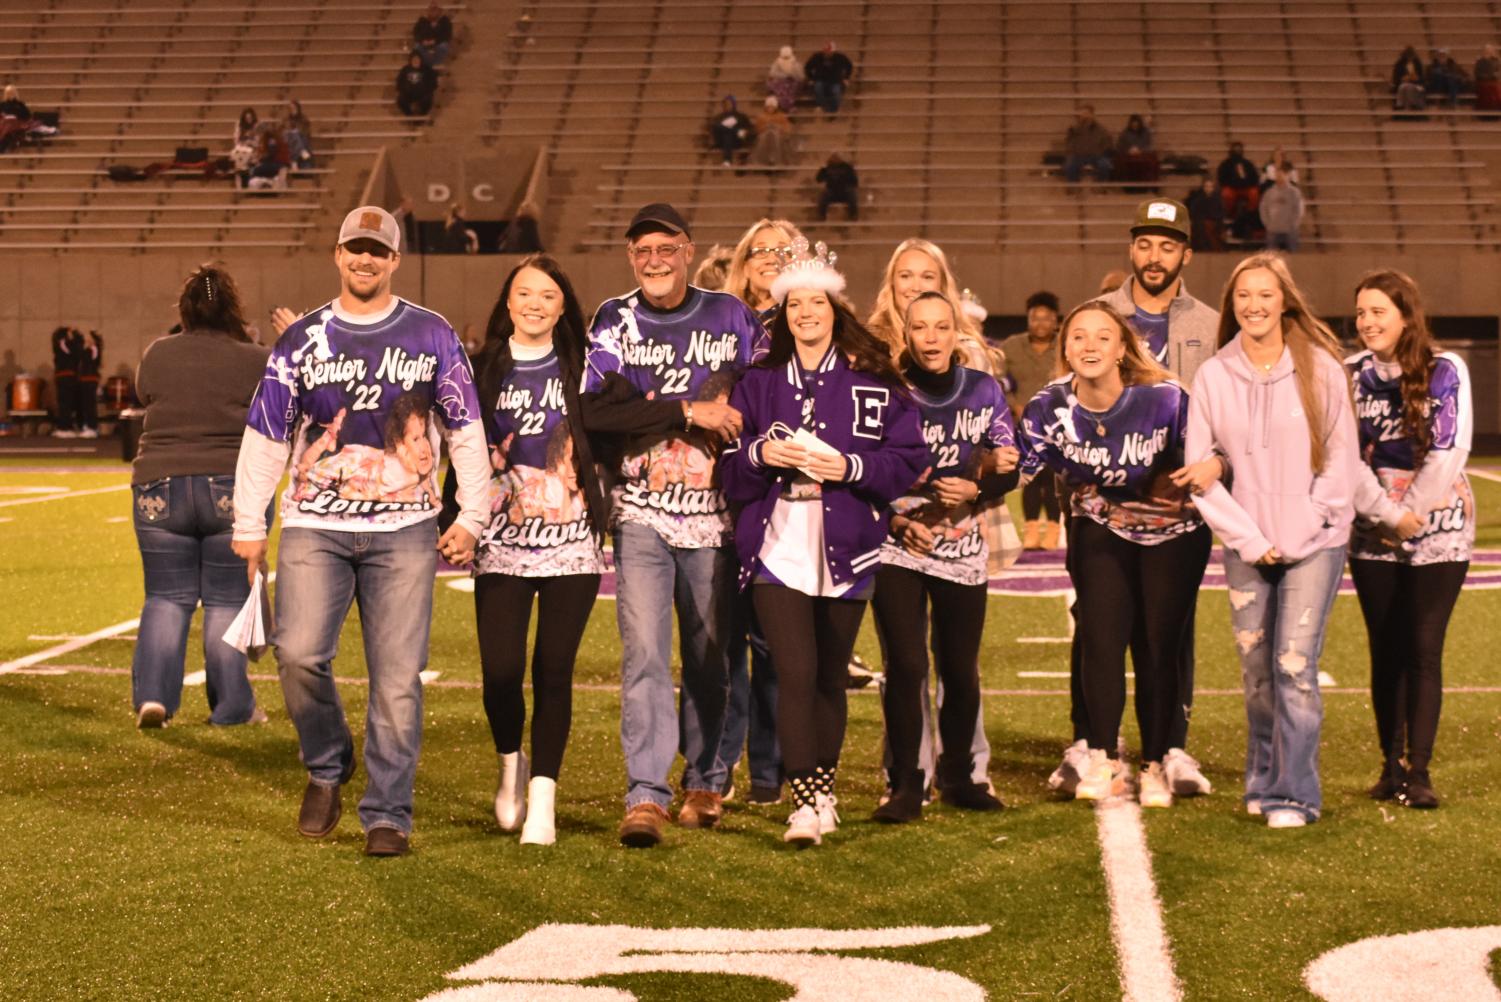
top-left (3, 248), bottom-right (1497, 429)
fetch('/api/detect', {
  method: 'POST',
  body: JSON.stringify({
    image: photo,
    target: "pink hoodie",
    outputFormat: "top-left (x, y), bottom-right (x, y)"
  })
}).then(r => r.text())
top-left (1186, 333), bottom-right (1359, 563)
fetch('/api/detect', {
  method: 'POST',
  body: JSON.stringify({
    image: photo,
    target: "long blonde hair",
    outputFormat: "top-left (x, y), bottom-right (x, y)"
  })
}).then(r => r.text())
top-left (1216, 253), bottom-right (1349, 473)
top-left (1057, 300), bottom-right (1171, 387)
top-left (722, 218), bottom-right (804, 309)
top-left (867, 238), bottom-right (980, 358)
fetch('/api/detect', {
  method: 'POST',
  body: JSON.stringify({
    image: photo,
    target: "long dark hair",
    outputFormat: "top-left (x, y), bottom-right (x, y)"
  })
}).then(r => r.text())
top-left (1355, 269), bottom-right (1437, 462)
top-left (178, 263), bottom-right (251, 341)
top-left (760, 292), bottom-right (906, 388)
top-left (473, 254), bottom-right (608, 538)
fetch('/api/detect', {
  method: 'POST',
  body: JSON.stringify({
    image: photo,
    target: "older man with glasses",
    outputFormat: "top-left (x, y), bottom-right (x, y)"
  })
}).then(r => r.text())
top-left (583, 203), bottom-right (764, 847)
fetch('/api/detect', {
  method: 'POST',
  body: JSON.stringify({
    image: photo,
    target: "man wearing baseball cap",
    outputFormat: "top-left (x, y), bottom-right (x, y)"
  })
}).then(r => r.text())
top-left (1050, 198), bottom-right (1221, 802)
top-left (231, 205), bottom-right (493, 856)
top-left (582, 202), bottom-right (763, 846)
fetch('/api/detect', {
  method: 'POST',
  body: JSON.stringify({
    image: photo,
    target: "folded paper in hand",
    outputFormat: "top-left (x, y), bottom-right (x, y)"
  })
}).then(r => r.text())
top-left (771, 423), bottom-right (841, 482)
top-left (223, 570), bottom-right (273, 661)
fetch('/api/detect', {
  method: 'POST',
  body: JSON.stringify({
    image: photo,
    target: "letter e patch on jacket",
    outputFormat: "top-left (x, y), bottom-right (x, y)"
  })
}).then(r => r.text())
top-left (851, 386), bottom-right (890, 439)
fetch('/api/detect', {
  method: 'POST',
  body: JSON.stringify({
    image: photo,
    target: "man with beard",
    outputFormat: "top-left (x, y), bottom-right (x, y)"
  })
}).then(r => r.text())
top-left (1047, 198), bottom-right (1219, 802)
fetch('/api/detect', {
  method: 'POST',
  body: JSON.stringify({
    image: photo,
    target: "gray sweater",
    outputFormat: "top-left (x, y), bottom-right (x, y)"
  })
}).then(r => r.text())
top-left (132, 330), bottom-right (270, 484)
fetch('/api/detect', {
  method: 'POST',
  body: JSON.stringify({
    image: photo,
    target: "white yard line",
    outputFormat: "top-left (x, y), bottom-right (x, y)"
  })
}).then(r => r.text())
top-left (1095, 798), bottom-right (1184, 1002)
top-left (0, 617), bottom-right (140, 675)
top-left (1466, 467), bottom-right (1501, 484)
top-left (0, 483), bottom-right (129, 508)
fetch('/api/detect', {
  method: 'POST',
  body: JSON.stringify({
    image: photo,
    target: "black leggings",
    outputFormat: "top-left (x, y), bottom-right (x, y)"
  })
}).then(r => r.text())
top-left (1022, 475), bottom-right (1060, 521)
top-left (751, 583), bottom-right (867, 780)
top-left (1349, 558), bottom-right (1467, 771)
top-left (474, 572), bottom-right (600, 779)
top-left (1068, 519), bottom-right (1211, 762)
top-left (871, 564), bottom-right (987, 786)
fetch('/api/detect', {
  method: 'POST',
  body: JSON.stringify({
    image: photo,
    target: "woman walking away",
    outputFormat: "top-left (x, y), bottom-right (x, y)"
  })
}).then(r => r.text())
top-left (1179, 253), bottom-right (1359, 829)
top-left (130, 264), bottom-right (271, 728)
top-left (1348, 270), bottom-right (1473, 809)
top-left (721, 239), bottom-right (928, 846)
top-left (1019, 301), bottom-right (1211, 808)
top-left (872, 291), bottom-right (1019, 822)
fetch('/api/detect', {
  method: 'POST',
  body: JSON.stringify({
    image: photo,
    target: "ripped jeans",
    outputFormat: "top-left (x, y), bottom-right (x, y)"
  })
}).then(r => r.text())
top-left (1222, 545), bottom-right (1346, 821)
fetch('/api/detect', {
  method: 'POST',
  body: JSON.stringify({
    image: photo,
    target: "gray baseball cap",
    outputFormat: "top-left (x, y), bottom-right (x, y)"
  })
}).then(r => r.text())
top-left (338, 205), bottom-right (401, 253)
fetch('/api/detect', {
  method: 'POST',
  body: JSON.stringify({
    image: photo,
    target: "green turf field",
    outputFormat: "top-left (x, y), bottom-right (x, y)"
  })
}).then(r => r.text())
top-left (2, 458), bottom-right (1499, 1000)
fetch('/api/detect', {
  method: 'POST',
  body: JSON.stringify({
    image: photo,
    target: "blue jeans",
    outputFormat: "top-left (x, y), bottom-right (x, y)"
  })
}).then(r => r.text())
top-left (813, 79), bottom-right (845, 113)
top-left (1222, 545), bottom-right (1346, 821)
top-left (714, 591), bottom-right (781, 790)
top-left (614, 522), bottom-right (733, 809)
top-left (1064, 154), bottom-right (1113, 182)
top-left (131, 475), bottom-right (261, 724)
top-left (274, 522), bottom-right (438, 834)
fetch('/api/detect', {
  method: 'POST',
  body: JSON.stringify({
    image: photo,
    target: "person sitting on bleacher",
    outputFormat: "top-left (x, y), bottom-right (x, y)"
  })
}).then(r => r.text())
top-left (1426, 48), bottom-right (1468, 107)
top-left (1476, 44), bottom-right (1501, 112)
top-left (767, 45), bottom-right (804, 113)
top-left (708, 96), bottom-right (753, 166)
top-left (1392, 46), bottom-right (1424, 93)
top-left (804, 41), bottom-right (854, 115)
top-left (750, 96), bottom-right (794, 168)
top-left (1114, 113), bottom-right (1159, 186)
top-left (815, 152), bottom-right (859, 220)
top-left (1061, 105), bottom-right (1114, 183)
top-left (412, 3), bottom-right (453, 68)
top-left (246, 122), bottom-right (291, 191)
top-left (0, 85), bottom-right (58, 153)
top-left (1395, 68), bottom-right (1427, 113)
top-left (397, 54), bottom-right (438, 118)
top-left (282, 99), bottom-right (315, 170)
top-left (1216, 141), bottom-right (1260, 236)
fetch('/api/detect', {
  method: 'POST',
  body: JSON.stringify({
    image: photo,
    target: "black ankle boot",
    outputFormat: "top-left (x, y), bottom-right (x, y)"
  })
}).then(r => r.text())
top-left (1368, 759), bottom-right (1404, 800)
top-left (1400, 768), bottom-right (1440, 809)
top-left (941, 781), bottom-right (1005, 811)
top-left (873, 772), bottom-right (925, 823)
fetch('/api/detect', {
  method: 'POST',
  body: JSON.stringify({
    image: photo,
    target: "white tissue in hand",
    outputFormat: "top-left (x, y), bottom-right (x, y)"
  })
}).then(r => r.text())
top-left (223, 570), bottom-right (271, 659)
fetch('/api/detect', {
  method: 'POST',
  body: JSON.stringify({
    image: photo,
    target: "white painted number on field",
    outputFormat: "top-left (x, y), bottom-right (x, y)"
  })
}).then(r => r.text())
top-left (1305, 925), bottom-right (1501, 1002)
top-left (419, 923), bottom-right (991, 1001)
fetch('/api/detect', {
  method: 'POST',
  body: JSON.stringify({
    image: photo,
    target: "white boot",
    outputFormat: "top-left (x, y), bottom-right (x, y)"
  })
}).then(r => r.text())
top-left (494, 751), bottom-right (529, 831)
top-left (519, 777), bottom-right (557, 845)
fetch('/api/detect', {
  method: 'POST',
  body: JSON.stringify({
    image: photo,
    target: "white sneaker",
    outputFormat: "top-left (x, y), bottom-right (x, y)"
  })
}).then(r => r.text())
top-left (136, 701), bottom-right (167, 728)
top-left (1075, 749), bottom-right (1127, 801)
top-left (1162, 748), bottom-right (1212, 796)
top-left (1246, 799), bottom-right (1263, 816)
top-left (78, 427), bottom-right (99, 439)
top-left (1266, 809), bottom-right (1306, 829)
top-left (52, 429), bottom-right (78, 439)
top-left (784, 804), bottom-right (821, 846)
top-left (1138, 762), bottom-right (1173, 809)
top-left (815, 793), bottom-right (839, 835)
top-left (494, 751), bottom-right (529, 831)
top-left (1047, 739), bottom-right (1090, 795)
top-left (519, 777), bottom-right (556, 845)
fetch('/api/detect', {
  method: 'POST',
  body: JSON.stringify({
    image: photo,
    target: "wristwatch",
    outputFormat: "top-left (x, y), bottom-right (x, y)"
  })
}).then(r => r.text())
top-left (684, 401), bottom-right (695, 430)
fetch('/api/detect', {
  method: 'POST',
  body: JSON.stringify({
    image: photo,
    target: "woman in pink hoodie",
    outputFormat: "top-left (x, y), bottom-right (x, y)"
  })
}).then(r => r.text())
top-left (1178, 254), bottom-right (1359, 829)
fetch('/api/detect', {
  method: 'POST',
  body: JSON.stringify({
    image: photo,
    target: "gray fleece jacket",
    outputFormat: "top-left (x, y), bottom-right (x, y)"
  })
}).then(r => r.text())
top-left (1103, 276), bottom-right (1220, 386)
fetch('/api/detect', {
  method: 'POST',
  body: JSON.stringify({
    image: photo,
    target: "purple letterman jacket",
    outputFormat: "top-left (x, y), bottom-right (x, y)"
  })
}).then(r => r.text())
top-left (720, 346), bottom-right (929, 590)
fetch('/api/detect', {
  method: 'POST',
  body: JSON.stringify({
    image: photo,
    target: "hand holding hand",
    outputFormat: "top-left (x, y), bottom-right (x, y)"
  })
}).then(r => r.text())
top-left (1394, 510), bottom-right (1425, 540)
top-left (437, 524), bottom-right (476, 566)
top-left (931, 476), bottom-right (978, 507)
top-left (687, 400), bottom-right (743, 440)
top-left (988, 445), bottom-right (1020, 475)
top-left (1254, 546), bottom-right (1284, 566)
top-left (900, 519), bottom-right (936, 557)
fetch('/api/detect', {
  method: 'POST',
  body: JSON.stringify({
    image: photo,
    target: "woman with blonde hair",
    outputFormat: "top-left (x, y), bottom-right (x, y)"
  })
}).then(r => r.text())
top-left (1177, 253), bottom-right (1359, 829)
top-left (722, 217), bottom-right (804, 324)
top-left (867, 239), bottom-right (990, 369)
top-left (1019, 300), bottom-right (1211, 808)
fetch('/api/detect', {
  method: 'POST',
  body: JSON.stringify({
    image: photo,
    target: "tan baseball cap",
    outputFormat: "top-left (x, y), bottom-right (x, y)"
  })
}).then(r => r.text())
top-left (338, 205), bottom-right (401, 253)
top-left (1130, 198), bottom-right (1191, 242)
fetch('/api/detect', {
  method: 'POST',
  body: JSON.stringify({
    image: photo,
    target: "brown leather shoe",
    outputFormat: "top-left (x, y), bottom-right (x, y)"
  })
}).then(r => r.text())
top-left (364, 827), bottom-right (410, 857)
top-left (677, 789), bottom-right (724, 829)
top-left (618, 802), bottom-right (669, 847)
top-left (297, 781), bottom-right (342, 838)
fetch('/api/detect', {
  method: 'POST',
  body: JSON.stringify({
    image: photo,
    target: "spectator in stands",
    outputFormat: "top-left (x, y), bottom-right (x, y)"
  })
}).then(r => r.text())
top-left (1476, 44), bottom-right (1501, 113)
top-left (767, 45), bottom-right (804, 112)
top-left (129, 265), bottom-right (270, 730)
top-left (1216, 141), bottom-right (1260, 236)
top-left (497, 203), bottom-right (544, 254)
top-left (440, 202), bottom-right (478, 253)
top-left (1395, 67), bottom-right (1428, 113)
top-left (1427, 48), bottom-right (1467, 107)
top-left (1099, 270), bottom-right (1127, 294)
top-left (709, 96), bottom-right (753, 166)
top-left (1185, 176), bottom-right (1225, 251)
top-left (1260, 145), bottom-right (1298, 191)
top-left (0, 85), bottom-right (28, 120)
top-left (396, 53), bottom-right (438, 118)
top-left (750, 96), bottom-right (794, 168)
top-left (692, 245), bottom-right (734, 291)
top-left (0, 85), bottom-right (57, 153)
top-left (246, 122), bottom-right (290, 190)
top-left (1062, 105), bottom-right (1114, 184)
top-left (1392, 46), bottom-right (1424, 92)
top-left (412, 3), bottom-right (453, 68)
top-left (282, 99), bottom-right (314, 170)
top-left (234, 107), bottom-right (258, 147)
top-left (1260, 172), bottom-right (1304, 252)
top-left (1114, 113), bottom-right (1159, 188)
top-left (804, 41), bottom-right (854, 114)
top-left (815, 152), bottom-right (859, 219)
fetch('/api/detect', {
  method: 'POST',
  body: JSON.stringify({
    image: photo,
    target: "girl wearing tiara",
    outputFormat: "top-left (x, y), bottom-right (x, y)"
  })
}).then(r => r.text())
top-left (721, 240), bottom-right (928, 847)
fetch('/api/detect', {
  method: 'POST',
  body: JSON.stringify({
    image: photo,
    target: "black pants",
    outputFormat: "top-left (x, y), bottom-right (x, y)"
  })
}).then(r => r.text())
top-left (1068, 519), bottom-right (1210, 762)
top-left (77, 376), bottom-right (98, 429)
top-left (751, 583), bottom-right (866, 779)
top-left (397, 94), bottom-right (433, 117)
top-left (818, 188), bottom-right (859, 219)
top-left (871, 564), bottom-right (987, 787)
top-left (473, 572), bottom-right (600, 779)
top-left (53, 373), bottom-right (78, 431)
top-left (1022, 475), bottom-right (1060, 521)
top-left (1349, 557), bottom-right (1467, 771)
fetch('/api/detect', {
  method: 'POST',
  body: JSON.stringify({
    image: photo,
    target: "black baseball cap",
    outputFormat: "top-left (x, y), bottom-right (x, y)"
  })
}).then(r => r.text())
top-left (625, 202), bottom-right (692, 240)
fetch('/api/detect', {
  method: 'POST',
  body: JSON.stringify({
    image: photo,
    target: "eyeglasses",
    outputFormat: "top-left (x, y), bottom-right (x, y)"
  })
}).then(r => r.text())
top-left (747, 245), bottom-right (792, 261)
top-left (628, 242), bottom-right (687, 263)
